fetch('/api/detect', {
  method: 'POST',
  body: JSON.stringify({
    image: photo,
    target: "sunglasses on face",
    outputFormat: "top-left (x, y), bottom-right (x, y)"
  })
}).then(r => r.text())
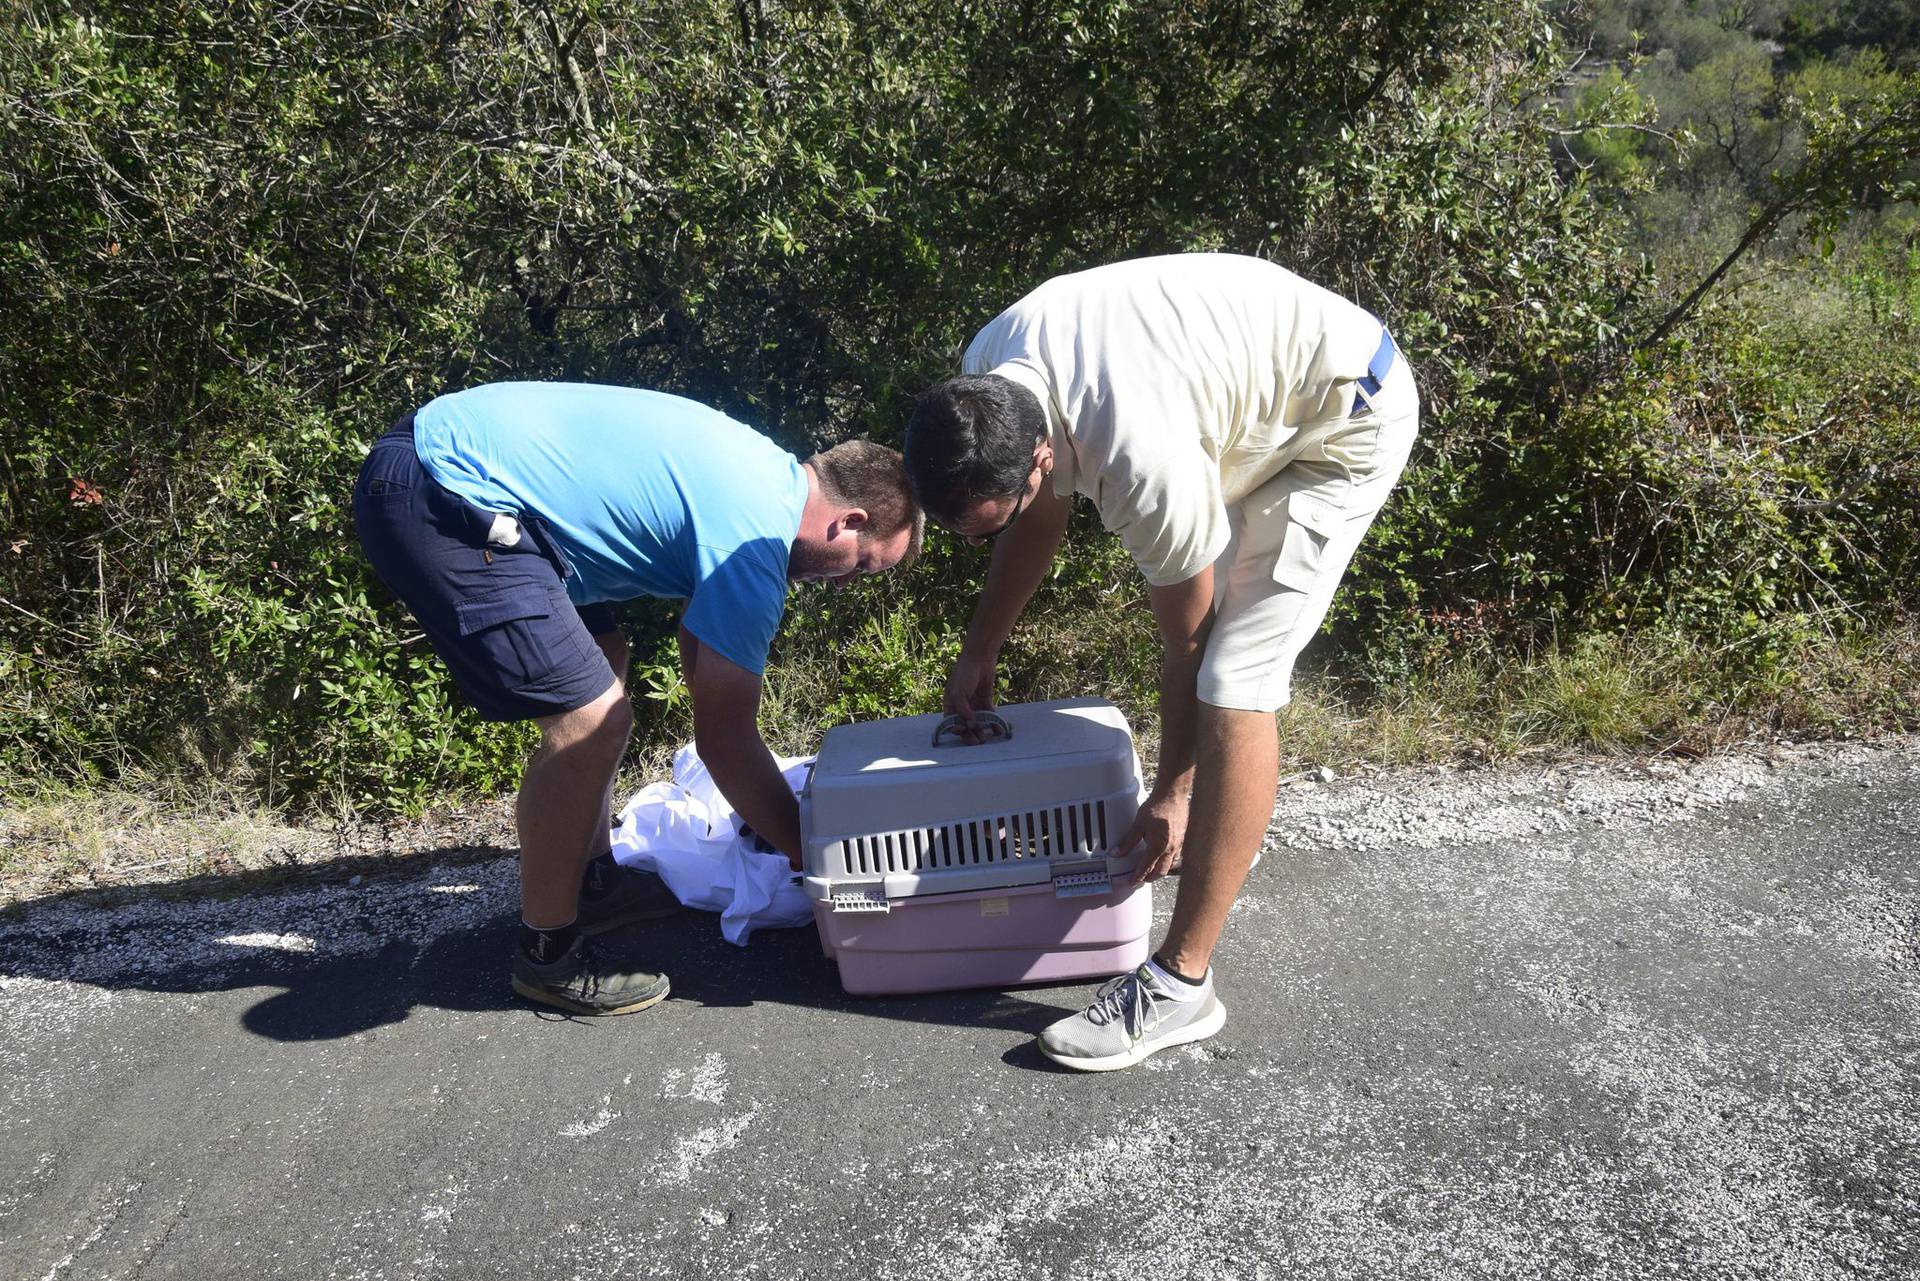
top-left (972, 476), bottom-right (1033, 543)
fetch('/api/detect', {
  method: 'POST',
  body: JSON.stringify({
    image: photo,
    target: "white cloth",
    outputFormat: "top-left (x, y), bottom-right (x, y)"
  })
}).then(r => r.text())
top-left (610, 744), bottom-right (814, 945)
top-left (962, 253), bottom-right (1388, 588)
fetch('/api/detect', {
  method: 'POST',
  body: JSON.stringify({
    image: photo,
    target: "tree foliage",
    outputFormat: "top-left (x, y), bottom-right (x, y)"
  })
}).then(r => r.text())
top-left (2, 0), bottom-right (1915, 806)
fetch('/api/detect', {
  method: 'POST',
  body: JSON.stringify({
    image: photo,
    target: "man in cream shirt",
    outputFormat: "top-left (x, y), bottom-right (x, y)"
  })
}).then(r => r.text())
top-left (905, 253), bottom-right (1419, 1070)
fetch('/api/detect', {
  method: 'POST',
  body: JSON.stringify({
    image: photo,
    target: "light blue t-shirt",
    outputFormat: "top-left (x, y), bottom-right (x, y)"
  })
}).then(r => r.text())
top-left (412, 382), bottom-right (808, 675)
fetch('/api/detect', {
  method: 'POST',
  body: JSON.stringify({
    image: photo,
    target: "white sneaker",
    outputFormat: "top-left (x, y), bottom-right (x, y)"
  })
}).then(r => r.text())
top-left (1037, 964), bottom-right (1226, 1072)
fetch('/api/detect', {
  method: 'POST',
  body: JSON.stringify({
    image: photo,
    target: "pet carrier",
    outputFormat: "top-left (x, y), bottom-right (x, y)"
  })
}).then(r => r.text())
top-left (799, 697), bottom-right (1152, 994)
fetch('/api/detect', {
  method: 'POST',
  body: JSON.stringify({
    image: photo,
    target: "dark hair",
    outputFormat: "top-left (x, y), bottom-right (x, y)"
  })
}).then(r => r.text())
top-left (803, 438), bottom-right (925, 568)
top-left (903, 374), bottom-right (1047, 527)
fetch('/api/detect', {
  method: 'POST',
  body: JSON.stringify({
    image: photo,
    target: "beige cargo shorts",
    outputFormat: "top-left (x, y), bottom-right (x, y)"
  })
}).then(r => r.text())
top-left (1195, 357), bottom-right (1420, 713)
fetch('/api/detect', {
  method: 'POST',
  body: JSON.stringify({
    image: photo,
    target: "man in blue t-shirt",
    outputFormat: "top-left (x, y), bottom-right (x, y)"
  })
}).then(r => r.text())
top-left (353, 383), bottom-right (923, 1016)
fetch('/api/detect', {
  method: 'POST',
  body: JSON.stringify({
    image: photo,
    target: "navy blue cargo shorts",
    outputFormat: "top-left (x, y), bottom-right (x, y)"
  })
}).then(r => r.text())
top-left (352, 414), bottom-right (619, 722)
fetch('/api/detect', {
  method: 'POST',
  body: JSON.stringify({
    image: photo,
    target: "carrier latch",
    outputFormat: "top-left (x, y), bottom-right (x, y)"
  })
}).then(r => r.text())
top-left (829, 887), bottom-right (892, 914)
top-left (1050, 858), bottom-right (1114, 899)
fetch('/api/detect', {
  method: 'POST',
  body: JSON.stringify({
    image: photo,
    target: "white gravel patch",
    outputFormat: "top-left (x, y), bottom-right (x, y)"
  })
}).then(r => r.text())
top-left (1265, 739), bottom-right (1916, 855)
top-left (658, 1109), bottom-right (759, 1186)
top-left (662, 1053), bottom-right (729, 1105)
top-left (0, 861), bottom-right (519, 994)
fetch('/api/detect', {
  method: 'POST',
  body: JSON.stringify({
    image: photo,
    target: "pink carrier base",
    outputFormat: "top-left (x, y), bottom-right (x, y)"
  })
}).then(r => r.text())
top-left (812, 878), bottom-right (1152, 996)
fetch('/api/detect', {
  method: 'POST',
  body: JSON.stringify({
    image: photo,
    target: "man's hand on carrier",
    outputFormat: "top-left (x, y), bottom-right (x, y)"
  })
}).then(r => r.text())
top-left (943, 651), bottom-right (1000, 744)
top-left (1115, 790), bottom-right (1189, 882)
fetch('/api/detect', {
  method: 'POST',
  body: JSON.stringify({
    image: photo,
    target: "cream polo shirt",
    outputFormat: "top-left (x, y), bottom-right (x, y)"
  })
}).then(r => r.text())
top-left (961, 253), bottom-right (1386, 587)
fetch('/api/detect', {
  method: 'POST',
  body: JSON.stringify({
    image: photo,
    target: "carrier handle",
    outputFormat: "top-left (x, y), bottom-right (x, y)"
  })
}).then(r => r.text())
top-left (931, 710), bottom-right (1011, 747)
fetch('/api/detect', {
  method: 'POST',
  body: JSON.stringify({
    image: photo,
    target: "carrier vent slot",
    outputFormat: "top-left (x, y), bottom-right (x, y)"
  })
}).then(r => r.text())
top-left (836, 798), bottom-right (1120, 877)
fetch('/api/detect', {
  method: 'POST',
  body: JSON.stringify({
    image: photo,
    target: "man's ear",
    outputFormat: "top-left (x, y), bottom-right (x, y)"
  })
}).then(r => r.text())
top-left (1035, 442), bottom-right (1054, 476)
top-left (838, 507), bottom-right (870, 533)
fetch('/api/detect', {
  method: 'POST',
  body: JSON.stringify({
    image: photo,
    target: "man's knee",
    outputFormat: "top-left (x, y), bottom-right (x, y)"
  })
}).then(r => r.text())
top-left (1195, 701), bottom-right (1278, 767)
top-left (536, 680), bottom-right (632, 757)
top-left (1197, 700), bottom-right (1276, 735)
top-left (592, 630), bottom-right (630, 682)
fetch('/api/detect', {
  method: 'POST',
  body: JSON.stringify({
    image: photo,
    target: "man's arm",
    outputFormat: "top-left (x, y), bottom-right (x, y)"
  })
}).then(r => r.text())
top-left (1143, 567), bottom-right (1214, 798)
top-left (1116, 567), bottom-right (1215, 879)
top-left (947, 483), bottom-right (1073, 722)
top-left (679, 625), bottom-right (802, 869)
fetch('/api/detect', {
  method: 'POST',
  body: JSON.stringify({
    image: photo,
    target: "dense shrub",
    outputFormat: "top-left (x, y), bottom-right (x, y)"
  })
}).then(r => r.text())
top-left (1, 0), bottom-right (1915, 808)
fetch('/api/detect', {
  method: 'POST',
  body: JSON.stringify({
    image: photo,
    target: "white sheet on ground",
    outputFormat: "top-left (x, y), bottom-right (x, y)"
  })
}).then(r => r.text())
top-left (610, 743), bottom-right (814, 945)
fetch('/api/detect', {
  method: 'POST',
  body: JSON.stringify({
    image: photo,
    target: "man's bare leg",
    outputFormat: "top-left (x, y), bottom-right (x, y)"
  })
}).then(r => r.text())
top-left (1156, 702), bottom-right (1278, 978)
top-left (1036, 700), bottom-right (1267, 1069)
top-left (585, 631), bottom-right (631, 863)
top-left (516, 678), bottom-right (632, 928)
top-left (509, 677), bottom-right (669, 1015)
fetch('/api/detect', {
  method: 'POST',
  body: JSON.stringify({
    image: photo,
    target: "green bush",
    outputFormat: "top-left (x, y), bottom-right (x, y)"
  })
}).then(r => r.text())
top-left (1, 0), bottom-right (1915, 811)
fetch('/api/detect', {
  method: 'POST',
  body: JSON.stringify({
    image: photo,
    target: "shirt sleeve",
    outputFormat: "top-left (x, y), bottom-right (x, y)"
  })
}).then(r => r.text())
top-left (682, 541), bottom-right (790, 675)
top-left (1094, 443), bottom-right (1231, 588)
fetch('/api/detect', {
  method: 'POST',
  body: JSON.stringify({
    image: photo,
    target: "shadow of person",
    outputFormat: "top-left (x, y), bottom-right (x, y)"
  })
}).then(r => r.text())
top-left (1000, 1038), bottom-right (1075, 1074)
top-left (240, 920), bottom-right (517, 1041)
top-left (0, 852), bottom-right (1087, 1049)
top-left (577, 909), bottom-right (1079, 1041)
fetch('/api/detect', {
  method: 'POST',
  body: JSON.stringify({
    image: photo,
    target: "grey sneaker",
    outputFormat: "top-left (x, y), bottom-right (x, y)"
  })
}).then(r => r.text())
top-left (1037, 964), bottom-right (1226, 1072)
top-left (510, 935), bottom-right (670, 1016)
top-left (576, 860), bottom-right (681, 936)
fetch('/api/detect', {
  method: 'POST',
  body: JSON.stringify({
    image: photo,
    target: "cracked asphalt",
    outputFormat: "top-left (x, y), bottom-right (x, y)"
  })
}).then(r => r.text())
top-left (3, 738), bottom-right (1916, 1280)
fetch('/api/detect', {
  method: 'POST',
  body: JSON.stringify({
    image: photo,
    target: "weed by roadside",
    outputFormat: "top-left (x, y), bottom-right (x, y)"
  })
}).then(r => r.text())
top-left (8, 616), bottom-right (1916, 909)
top-left (1276, 618), bottom-right (1920, 772)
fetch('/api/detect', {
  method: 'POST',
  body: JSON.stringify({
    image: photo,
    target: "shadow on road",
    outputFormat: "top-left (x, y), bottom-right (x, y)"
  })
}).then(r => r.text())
top-left (0, 849), bottom-right (1080, 1057)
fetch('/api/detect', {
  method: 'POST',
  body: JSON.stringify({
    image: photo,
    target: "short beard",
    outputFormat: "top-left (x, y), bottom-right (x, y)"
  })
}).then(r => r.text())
top-left (788, 534), bottom-right (857, 581)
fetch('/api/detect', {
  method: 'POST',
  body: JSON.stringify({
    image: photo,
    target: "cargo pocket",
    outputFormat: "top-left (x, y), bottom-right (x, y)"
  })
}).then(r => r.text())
top-left (1271, 492), bottom-right (1348, 593)
top-left (455, 585), bottom-right (557, 691)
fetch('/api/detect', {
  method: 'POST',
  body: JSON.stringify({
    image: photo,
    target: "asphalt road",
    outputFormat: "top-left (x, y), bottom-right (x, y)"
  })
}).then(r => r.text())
top-left (3, 740), bottom-right (1916, 1280)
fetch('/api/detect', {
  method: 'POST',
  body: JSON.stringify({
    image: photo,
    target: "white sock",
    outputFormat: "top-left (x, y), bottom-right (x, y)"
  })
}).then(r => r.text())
top-left (1145, 957), bottom-right (1208, 1000)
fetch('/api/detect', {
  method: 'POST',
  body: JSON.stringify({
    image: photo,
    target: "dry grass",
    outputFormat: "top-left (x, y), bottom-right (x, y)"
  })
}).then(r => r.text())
top-left (0, 775), bottom-right (515, 911)
top-left (6, 620), bottom-right (1916, 907)
top-left (1272, 620), bottom-right (1920, 773)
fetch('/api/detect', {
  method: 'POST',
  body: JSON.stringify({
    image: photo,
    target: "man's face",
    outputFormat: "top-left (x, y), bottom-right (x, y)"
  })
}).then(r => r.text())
top-left (943, 455), bottom-right (1044, 546)
top-left (790, 521), bottom-right (914, 589)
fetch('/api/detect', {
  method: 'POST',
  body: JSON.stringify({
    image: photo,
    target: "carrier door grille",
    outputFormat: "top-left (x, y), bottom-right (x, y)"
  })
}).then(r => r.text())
top-left (832, 799), bottom-right (1115, 877)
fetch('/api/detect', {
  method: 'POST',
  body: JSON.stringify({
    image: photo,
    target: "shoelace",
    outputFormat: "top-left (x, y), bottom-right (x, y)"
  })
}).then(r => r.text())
top-left (1084, 967), bottom-right (1161, 1038)
top-left (572, 940), bottom-right (606, 1000)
